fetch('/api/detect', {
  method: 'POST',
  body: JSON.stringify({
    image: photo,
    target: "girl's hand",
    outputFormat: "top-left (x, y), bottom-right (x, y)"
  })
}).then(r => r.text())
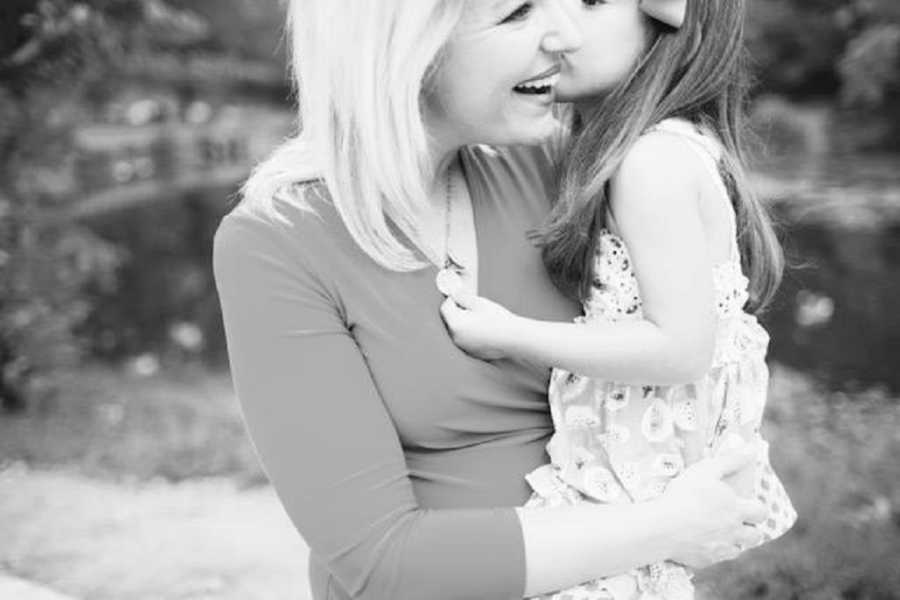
top-left (440, 292), bottom-right (520, 361)
top-left (660, 446), bottom-right (767, 569)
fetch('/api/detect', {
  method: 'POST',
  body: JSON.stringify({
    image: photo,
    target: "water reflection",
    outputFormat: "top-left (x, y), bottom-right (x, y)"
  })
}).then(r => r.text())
top-left (759, 153), bottom-right (900, 390)
top-left (74, 127), bottom-right (900, 391)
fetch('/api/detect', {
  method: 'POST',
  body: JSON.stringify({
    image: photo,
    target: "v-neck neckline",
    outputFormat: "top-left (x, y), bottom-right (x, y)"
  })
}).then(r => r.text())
top-left (456, 146), bottom-right (485, 299)
top-left (385, 146), bottom-right (488, 299)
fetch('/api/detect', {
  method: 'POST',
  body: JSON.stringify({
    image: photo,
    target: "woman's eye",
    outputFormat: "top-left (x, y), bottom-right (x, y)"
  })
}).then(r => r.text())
top-left (500, 2), bottom-right (533, 24)
top-left (582, 0), bottom-right (607, 6)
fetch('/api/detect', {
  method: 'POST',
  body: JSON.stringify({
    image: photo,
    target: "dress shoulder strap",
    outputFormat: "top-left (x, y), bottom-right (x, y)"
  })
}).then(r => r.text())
top-left (647, 118), bottom-right (740, 263)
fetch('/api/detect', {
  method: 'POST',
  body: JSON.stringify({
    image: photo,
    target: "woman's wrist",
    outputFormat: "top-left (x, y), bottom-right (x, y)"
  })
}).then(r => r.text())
top-left (643, 495), bottom-right (685, 560)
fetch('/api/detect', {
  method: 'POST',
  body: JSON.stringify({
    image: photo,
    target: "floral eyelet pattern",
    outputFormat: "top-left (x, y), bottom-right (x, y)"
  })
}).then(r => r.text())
top-left (524, 151), bottom-right (797, 599)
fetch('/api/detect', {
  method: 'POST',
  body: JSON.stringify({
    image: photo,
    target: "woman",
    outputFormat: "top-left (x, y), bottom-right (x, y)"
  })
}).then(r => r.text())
top-left (213, 1), bottom-right (767, 598)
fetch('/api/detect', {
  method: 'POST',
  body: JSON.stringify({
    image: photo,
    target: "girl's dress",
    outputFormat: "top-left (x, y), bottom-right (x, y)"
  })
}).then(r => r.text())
top-left (524, 118), bottom-right (797, 600)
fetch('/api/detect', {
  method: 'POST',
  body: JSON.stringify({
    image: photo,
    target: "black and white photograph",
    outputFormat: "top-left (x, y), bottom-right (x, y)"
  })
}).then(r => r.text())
top-left (1, 1), bottom-right (899, 599)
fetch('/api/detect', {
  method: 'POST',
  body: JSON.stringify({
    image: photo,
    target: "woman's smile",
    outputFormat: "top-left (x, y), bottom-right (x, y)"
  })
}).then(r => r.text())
top-left (512, 64), bottom-right (562, 99)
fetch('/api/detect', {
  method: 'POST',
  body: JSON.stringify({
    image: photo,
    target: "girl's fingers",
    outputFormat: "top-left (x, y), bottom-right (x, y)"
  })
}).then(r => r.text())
top-left (451, 289), bottom-right (477, 309)
top-left (440, 296), bottom-right (460, 322)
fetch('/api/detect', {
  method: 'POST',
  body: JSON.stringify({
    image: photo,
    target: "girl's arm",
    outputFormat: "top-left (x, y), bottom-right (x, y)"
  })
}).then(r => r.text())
top-left (445, 133), bottom-right (716, 385)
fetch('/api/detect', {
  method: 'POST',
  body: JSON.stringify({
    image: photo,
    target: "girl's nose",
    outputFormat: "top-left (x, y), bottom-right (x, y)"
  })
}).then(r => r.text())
top-left (542, 0), bottom-right (584, 54)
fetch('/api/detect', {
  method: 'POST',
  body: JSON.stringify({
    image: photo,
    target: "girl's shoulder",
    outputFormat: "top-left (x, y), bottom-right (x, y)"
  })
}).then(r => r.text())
top-left (647, 117), bottom-right (724, 165)
top-left (612, 118), bottom-right (725, 201)
top-left (627, 117), bottom-right (721, 168)
top-left (612, 122), bottom-right (705, 197)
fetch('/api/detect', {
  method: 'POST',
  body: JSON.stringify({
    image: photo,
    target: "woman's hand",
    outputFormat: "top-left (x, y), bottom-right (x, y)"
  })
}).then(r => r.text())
top-left (440, 291), bottom-right (520, 361)
top-left (660, 446), bottom-right (767, 569)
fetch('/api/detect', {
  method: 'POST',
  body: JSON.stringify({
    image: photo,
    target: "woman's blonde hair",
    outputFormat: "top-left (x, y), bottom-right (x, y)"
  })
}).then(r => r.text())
top-left (241, 0), bottom-right (467, 271)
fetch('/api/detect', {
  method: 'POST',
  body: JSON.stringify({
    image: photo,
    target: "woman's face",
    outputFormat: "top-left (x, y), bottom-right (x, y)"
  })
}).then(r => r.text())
top-left (554, 0), bottom-right (651, 103)
top-left (425, 0), bottom-right (583, 148)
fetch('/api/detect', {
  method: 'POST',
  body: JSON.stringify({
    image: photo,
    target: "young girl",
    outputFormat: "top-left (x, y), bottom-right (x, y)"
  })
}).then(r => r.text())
top-left (440, 0), bottom-right (797, 598)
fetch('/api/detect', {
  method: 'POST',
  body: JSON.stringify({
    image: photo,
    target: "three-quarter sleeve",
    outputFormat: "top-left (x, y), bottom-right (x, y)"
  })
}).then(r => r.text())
top-left (212, 210), bottom-right (527, 600)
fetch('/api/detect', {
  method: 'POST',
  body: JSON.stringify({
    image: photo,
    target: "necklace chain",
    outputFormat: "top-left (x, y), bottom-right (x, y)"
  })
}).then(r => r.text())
top-left (444, 164), bottom-right (452, 269)
top-left (442, 162), bottom-right (465, 273)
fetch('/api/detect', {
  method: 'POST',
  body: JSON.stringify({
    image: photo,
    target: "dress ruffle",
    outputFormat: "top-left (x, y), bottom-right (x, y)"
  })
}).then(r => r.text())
top-left (527, 225), bottom-right (797, 600)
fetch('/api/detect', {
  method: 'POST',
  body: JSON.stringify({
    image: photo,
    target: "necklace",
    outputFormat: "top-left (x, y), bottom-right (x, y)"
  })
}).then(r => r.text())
top-left (435, 162), bottom-right (467, 297)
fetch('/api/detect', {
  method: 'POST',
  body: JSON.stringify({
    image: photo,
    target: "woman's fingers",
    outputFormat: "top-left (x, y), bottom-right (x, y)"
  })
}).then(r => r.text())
top-left (734, 525), bottom-right (764, 550)
top-left (703, 445), bottom-right (757, 479)
top-left (711, 542), bottom-right (742, 562)
top-left (737, 498), bottom-right (767, 525)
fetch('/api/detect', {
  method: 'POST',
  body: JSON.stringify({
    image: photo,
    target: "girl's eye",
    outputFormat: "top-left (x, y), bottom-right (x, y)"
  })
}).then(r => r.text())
top-left (500, 2), bottom-right (533, 24)
top-left (582, 0), bottom-right (608, 6)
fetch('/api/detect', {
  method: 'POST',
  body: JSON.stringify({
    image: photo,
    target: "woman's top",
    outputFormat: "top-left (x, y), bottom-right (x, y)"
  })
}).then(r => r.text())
top-left (524, 119), bottom-right (797, 600)
top-left (213, 143), bottom-right (581, 600)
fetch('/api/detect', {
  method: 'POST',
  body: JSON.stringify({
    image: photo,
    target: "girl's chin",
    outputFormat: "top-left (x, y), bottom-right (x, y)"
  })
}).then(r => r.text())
top-left (553, 86), bottom-right (585, 103)
top-left (554, 83), bottom-right (612, 105)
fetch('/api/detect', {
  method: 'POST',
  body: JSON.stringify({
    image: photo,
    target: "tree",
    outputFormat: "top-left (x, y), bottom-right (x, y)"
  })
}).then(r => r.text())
top-left (748, 0), bottom-right (900, 149)
top-left (0, 0), bottom-right (288, 410)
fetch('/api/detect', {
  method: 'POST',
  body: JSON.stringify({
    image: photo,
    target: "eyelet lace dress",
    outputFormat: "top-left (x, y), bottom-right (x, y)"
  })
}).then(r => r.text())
top-left (524, 119), bottom-right (797, 600)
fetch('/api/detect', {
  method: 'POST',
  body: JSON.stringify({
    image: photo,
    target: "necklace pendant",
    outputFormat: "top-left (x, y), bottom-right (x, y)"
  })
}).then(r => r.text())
top-left (436, 162), bottom-right (467, 297)
top-left (443, 252), bottom-right (466, 274)
top-left (436, 253), bottom-right (467, 297)
top-left (435, 267), bottom-right (464, 297)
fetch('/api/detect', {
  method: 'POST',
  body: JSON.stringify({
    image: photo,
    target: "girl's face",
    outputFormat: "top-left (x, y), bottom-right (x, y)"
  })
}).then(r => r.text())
top-left (555, 0), bottom-right (652, 103)
top-left (425, 0), bottom-right (583, 148)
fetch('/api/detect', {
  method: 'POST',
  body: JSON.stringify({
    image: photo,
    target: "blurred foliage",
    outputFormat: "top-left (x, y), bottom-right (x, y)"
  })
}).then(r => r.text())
top-left (748, 0), bottom-right (900, 149)
top-left (1, 365), bottom-right (896, 598)
top-left (0, 0), bottom-right (286, 410)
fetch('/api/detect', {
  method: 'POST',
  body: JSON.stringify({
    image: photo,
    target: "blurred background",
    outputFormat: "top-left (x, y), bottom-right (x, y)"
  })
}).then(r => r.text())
top-left (0, 1), bottom-right (898, 599)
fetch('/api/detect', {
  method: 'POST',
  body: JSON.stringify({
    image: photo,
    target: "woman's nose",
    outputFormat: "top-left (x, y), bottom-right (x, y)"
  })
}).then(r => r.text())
top-left (542, 0), bottom-right (584, 54)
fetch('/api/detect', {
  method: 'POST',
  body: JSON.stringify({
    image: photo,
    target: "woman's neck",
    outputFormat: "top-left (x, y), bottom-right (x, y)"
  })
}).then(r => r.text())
top-left (427, 136), bottom-right (464, 202)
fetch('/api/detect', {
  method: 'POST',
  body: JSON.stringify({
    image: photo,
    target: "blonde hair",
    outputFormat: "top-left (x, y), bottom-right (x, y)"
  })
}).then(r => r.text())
top-left (241, 0), bottom-right (467, 271)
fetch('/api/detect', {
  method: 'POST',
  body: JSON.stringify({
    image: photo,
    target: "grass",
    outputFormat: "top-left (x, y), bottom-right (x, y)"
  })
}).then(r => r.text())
top-left (0, 468), bottom-right (310, 600)
top-left (1, 361), bottom-right (898, 599)
top-left (0, 362), bottom-right (265, 486)
top-left (696, 369), bottom-right (900, 599)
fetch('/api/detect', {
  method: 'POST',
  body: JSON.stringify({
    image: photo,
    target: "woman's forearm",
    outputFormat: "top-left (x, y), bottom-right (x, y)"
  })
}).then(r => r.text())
top-left (517, 499), bottom-right (681, 597)
top-left (517, 447), bottom-right (767, 598)
top-left (503, 316), bottom-right (713, 385)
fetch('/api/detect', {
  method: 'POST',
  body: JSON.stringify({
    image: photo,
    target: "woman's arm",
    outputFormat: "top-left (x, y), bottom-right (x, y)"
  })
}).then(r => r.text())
top-left (215, 207), bottom-right (762, 600)
top-left (214, 211), bottom-right (525, 600)
top-left (445, 133), bottom-right (717, 385)
top-left (519, 448), bottom-right (767, 597)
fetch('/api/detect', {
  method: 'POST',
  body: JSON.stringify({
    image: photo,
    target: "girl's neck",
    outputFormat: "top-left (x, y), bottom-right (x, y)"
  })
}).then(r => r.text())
top-left (573, 94), bottom-right (609, 125)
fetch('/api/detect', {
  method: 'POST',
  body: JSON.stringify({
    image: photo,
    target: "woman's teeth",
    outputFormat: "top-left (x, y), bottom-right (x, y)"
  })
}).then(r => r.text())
top-left (513, 73), bottom-right (560, 95)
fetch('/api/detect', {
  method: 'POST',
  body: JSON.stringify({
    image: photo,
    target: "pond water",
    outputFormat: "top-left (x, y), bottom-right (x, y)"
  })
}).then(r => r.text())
top-left (79, 153), bottom-right (900, 392)
top-left (758, 153), bottom-right (900, 391)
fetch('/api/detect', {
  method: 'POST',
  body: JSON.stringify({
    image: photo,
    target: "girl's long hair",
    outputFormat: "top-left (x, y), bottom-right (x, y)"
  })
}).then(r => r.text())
top-left (534, 0), bottom-right (783, 313)
top-left (240, 0), bottom-right (466, 271)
